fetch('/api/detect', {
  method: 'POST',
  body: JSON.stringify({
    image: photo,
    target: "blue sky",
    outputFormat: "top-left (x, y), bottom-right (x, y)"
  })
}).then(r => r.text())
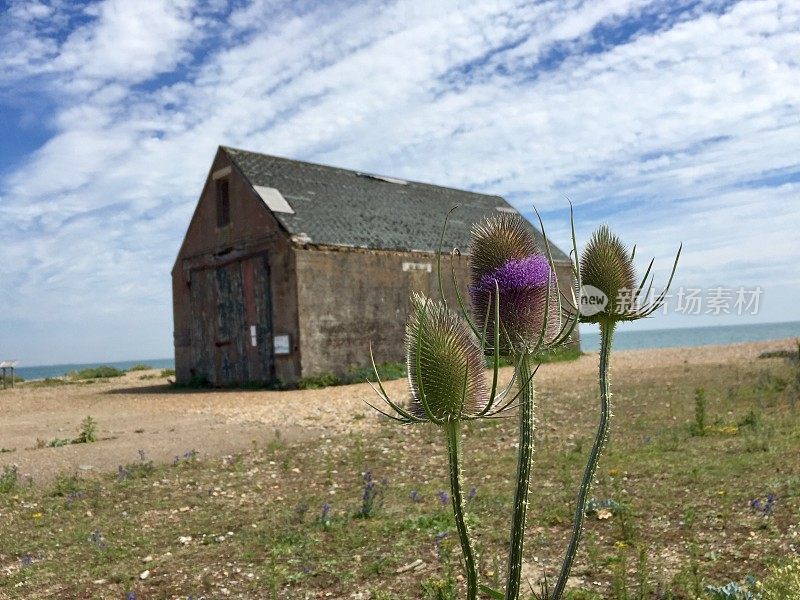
top-left (1, 0), bottom-right (798, 366)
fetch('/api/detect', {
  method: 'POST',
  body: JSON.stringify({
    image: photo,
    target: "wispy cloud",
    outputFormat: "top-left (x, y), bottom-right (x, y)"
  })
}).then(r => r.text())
top-left (0, 0), bottom-right (798, 363)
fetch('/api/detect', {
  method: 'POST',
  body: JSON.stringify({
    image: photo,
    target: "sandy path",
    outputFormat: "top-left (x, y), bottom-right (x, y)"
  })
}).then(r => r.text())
top-left (0, 338), bottom-right (795, 483)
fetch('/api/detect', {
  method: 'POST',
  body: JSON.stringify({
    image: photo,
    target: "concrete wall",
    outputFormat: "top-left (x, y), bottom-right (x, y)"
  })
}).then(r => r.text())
top-left (293, 246), bottom-right (579, 379)
top-left (172, 149), bottom-right (301, 385)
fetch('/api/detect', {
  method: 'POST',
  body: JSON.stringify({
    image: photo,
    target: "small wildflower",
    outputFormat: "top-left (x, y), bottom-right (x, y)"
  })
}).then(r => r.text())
top-left (467, 485), bottom-right (477, 501)
top-left (434, 531), bottom-right (449, 560)
top-left (88, 529), bottom-right (107, 549)
top-left (320, 501), bottom-right (332, 525)
top-left (117, 465), bottom-right (131, 482)
top-left (437, 490), bottom-right (450, 505)
top-left (357, 471), bottom-right (386, 518)
top-left (410, 490), bottom-right (422, 503)
top-left (31, 512), bottom-right (43, 519)
top-left (20, 554), bottom-right (33, 568)
top-left (609, 468), bottom-right (621, 478)
top-left (751, 494), bottom-right (776, 516)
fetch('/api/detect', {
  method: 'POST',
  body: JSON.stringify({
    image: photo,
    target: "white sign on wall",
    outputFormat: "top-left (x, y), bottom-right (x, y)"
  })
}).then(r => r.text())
top-left (273, 335), bottom-right (291, 355)
top-left (402, 262), bottom-right (432, 272)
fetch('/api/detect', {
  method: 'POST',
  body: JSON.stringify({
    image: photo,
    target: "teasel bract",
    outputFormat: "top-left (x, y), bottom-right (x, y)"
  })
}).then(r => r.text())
top-left (550, 225), bottom-right (680, 600)
top-left (464, 211), bottom-right (580, 600)
top-left (366, 293), bottom-right (529, 600)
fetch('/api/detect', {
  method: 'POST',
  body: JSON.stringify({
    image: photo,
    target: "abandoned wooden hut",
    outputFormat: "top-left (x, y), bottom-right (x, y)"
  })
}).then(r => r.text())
top-left (172, 146), bottom-right (578, 386)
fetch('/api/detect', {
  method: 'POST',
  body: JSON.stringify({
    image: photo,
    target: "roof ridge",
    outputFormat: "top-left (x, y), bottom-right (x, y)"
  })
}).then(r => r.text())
top-left (221, 145), bottom-right (507, 203)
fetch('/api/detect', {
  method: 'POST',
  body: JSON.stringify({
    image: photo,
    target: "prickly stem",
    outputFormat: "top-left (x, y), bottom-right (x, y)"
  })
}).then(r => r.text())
top-left (446, 419), bottom-right (478, 600)
top-left (552, 320), bottom-right (615, 599)
top-left (504, 353), bottom-right (535, 600)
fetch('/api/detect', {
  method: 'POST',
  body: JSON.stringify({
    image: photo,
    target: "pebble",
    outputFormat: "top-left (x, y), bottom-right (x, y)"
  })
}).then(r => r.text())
top-left (139, 570), bottom-right (150, 580)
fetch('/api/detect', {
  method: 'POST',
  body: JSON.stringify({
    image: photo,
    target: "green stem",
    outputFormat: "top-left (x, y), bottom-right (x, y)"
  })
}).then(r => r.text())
top-left (552, 320), bottom-right (615, 599)
top-left (446, 419), bottom-right (478, 600)
top-left (504, 354), bottom-right (535, 600)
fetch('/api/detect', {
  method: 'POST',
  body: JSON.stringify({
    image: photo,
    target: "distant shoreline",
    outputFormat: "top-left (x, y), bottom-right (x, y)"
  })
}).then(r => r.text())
top-left (14, 358), bottom-right (175, 382)
top-left (12, 320), bottom-right (800, 380)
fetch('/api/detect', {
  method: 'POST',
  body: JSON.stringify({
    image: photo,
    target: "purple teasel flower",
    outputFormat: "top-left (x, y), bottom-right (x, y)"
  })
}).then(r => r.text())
top-left (468, 215), bottom-right (563, 355)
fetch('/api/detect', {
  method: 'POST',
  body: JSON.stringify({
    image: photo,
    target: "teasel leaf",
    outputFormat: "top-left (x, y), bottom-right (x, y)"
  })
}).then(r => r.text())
top-left (405, 293), bottom-right (488, 421)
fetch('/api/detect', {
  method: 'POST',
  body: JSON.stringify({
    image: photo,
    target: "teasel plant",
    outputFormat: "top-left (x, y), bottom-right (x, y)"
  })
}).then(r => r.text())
top-left (549, 225), bottom-right (681, 600)
top-left (461, 211), bottom-right (581, 600)
top-left (365, 291), bottom-right (536, 600)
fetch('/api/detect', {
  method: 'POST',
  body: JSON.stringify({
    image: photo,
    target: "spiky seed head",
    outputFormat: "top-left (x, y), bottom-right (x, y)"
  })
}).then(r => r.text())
top-left (579, 225), bottom-right (637, 322)
top-left (469, 215), bottom-right (561, 354)
top-left (469, 214), bottom-right (540, 284)
top-left (405, 293), bottom-right (488, 421)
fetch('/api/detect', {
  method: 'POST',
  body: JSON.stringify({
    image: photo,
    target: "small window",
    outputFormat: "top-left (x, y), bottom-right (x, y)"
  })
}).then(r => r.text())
top-left (216, 179), bottom-right (230, 227)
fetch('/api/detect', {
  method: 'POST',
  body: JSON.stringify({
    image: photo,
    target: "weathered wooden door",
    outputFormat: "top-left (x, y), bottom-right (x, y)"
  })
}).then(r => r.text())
top-left (241, 254), bottom-right (274, 382)
top-left (188, 267), bottom-right (217, 382)
top-left (213, 261), bottom-right (247, 384)
top-left (188, 254), bottom-right (274, 385)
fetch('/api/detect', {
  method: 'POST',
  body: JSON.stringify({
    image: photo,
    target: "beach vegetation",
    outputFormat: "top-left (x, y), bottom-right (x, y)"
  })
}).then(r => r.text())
top-left (0, 352), bottom-right (796, 597)
top-left (43, 416), bottom-right (100, 448)
top-left (69, 366), bottom-right (125, 380)
top-left (0, 464), bottom-right (18, 493)
top-left (298, 361), bottom-right (406, 390)
top-left (691, 387), bottom-right (708, 436)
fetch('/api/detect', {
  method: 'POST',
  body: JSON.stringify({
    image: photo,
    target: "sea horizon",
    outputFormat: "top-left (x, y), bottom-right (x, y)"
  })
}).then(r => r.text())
top-left (579, 319), bottom-right (800, 353)
top-left (9, 320), bottom-right (800, 381)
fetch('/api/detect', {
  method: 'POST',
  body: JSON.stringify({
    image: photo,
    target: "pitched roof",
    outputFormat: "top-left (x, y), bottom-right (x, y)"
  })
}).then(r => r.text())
top-left (223, 146), bottom-right (570, 262)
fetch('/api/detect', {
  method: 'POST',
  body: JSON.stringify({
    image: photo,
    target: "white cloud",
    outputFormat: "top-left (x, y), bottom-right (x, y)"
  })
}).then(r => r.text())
top-left (0, 0), bottom-right (798, 363)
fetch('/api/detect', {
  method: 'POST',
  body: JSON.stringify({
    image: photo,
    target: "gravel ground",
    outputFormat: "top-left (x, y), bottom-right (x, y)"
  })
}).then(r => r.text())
top-left (0, 338), bottom-right (795, 483)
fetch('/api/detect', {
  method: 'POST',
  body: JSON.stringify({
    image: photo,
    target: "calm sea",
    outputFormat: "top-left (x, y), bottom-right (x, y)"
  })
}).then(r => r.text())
top-left (580, 320), bottom-right (800, 353)
top-left (9, 321), bottom-right (800, 380)
top-left (13, 358), bottom-right (175, 381)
